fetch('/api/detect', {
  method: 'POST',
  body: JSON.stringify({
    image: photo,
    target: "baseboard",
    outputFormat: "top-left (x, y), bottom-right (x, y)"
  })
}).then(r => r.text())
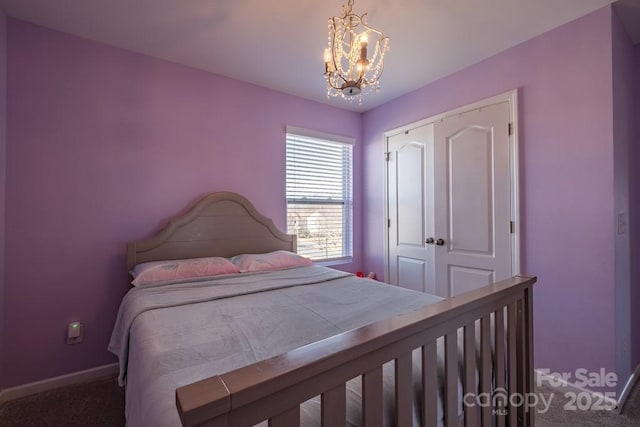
top-left (616, 364), bottom-right (640, 414)
top-left (0, 363), bottom-right (118, 405)
top-left (535, 369), bottom-right (619, 411)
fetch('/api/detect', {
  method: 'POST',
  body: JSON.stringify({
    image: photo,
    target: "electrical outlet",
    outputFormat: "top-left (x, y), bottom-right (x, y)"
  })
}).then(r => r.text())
top-left (618, 213), bottom-right (627, 235)
top-left (67, 322), bottom-right (83, 344)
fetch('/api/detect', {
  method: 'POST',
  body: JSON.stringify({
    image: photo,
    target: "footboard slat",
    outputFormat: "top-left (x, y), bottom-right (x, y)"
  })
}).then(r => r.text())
top-left (268, 406), bottom-right (299, 427)
top-left (321, 384), bottom-right (346, 426)
top-left (363, 366), bottom-right (383, 427)
top-left (524, 287), bottom-right (535, 427)
top-left (516, 291), bottom-right (533, 427)
top-left (480, 314), bottom-right (492, 426)
top-left (422, 342), bottom-right (438, 427)
top-left (495, 308), bottom-right (506, 427)
top-left (507, 301), bottom-right (518, 427)
top-left (444, 331), bottom-right (458, 426)
top-left (175, 275), bottom-right (536, 427)
top-left (395, 352), bottom-right (413, 427)
top-left (463, 322), bottom-right (478, 427)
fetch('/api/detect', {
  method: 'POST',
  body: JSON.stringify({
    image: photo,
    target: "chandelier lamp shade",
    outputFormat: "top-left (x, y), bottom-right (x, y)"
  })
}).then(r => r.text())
top-left (324, 0), bottom-right (390, 104)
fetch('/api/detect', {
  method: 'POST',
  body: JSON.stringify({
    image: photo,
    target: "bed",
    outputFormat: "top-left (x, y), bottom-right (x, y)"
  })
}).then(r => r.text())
top-left (109, 192), bottom-right (536, 427)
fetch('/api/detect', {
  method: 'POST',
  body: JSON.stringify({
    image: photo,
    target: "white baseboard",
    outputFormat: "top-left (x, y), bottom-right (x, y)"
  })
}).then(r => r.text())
top-left (0, 363), bottom-right (118, 405)
top-left (535, 369), bottom-right (619, 411)
top-left (617, 364), bottom-right (640, 414)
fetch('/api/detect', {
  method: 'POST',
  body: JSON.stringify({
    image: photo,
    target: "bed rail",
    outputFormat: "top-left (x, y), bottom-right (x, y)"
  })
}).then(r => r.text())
top-left (176, 275), bottom-right (536, 427)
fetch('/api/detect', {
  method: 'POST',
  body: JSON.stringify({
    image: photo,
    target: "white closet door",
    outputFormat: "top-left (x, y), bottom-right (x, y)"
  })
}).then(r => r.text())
top-left (387, 124), bottom-right (435, 293)
top-left (386, 100), bottom-right (514, 297)
top-left (433, 102), bottom-right (512, 297)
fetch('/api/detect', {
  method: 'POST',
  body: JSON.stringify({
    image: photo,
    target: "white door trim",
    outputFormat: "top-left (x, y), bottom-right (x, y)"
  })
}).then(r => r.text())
top-left (383, 89), bottom-right (521, 284)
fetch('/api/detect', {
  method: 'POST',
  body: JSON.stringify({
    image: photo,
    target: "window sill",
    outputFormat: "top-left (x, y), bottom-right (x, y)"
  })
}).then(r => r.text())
top-left (315, 257), bottom-right (353, 267)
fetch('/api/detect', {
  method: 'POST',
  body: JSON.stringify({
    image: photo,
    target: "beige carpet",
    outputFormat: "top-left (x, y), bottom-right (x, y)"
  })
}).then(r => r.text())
top-left (536, 383), bottom-right (640, 427)
top-left (0, 375), bottom-right (638, 426)
top-left (0, 376), bottom-right (124, 427)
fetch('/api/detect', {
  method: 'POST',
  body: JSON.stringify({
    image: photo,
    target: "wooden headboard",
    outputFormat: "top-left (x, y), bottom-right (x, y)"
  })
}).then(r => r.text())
top-left (127, 192), bottom-right (296, 271)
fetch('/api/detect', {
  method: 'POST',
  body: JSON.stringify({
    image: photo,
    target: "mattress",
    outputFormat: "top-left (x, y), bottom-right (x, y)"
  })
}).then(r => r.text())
top-left (109, 265), bottom-right (456, 426)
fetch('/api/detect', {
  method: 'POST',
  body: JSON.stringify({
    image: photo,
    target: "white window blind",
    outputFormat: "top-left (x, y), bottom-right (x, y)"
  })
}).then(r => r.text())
top-left (286, 132), bottom-right (353, 262)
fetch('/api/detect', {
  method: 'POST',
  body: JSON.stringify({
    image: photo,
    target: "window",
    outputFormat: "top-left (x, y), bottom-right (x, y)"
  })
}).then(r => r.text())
top-left (286, 130), bottom-right (353, 262)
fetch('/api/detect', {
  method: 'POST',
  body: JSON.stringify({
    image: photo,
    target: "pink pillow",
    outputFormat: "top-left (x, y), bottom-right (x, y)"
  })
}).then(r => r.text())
top-left (231, 250), bottom-right (313, 272)
top-left (131, 257), bottom-right (240, 286)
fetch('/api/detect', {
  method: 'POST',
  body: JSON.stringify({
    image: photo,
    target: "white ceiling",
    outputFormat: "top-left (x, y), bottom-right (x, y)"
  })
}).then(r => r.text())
top-left (0, 0), bottom-right (625, 112)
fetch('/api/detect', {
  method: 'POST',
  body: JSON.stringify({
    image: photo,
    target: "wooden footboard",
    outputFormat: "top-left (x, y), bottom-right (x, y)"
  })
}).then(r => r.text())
top-left (176, 275), bottom-right (536, 427)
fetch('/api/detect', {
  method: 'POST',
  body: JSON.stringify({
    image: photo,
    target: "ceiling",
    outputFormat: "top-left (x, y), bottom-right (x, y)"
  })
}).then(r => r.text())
top-left (0, 0), bottom-right (633, 112)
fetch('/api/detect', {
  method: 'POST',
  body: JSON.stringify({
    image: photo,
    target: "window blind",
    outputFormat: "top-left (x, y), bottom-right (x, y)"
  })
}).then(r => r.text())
top-left (286, 133), bottom-right (353, 262)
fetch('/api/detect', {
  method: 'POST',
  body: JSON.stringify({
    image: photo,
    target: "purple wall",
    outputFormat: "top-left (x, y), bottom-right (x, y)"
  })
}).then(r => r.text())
top-left (633, 43), bottom-right (640, 370)
top-left (2, 5), bottom-right (635, 391)
top-left (0, 12), bottom-right (6, 388)
top-left (362, 7), bottom-right (617, 380)
top-left (611, 7), bottom-right (635, 384)
top-left (3, 19), bottom-right (362, 388)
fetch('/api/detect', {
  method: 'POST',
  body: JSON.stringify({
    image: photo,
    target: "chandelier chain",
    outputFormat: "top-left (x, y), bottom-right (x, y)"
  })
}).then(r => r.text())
top-left (346, 0), bottom-right (354, 15)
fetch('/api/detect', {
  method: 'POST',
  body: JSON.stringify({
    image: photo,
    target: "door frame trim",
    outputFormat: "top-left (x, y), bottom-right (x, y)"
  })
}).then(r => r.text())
top-left (383, 89), bottom-right (521, 285)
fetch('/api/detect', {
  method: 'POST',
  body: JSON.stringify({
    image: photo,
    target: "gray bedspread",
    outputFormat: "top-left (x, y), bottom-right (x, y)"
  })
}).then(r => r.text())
top-left (109, 265), bottom-right (445, 426)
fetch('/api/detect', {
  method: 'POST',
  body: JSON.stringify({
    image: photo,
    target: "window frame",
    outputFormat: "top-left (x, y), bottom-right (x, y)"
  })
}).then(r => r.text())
top-left (285, 126), bottom-right (354, 264)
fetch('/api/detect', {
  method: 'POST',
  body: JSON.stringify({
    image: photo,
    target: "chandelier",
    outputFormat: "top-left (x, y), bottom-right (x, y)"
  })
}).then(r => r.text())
top-left (324, 0), bottom-right (390, 104)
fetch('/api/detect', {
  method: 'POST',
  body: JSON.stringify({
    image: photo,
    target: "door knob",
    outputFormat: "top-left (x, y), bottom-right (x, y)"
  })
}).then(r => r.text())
top-left (436, 238), bottom-right (445, 246)
top-left (425, 237), bottom-right (434, 245)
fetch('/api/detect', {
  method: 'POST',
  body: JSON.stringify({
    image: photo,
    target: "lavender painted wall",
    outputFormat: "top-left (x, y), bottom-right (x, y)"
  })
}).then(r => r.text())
top-left (3, 19), bottom-right (362, 388)
top-left (633, 43), bottom-right (640, 370)
top-left (611, 7), bottom-right (635, 385)
top-left (0, 12), bottom-right (6, 389)
top-left (362, 7), bottom-right (617, 381)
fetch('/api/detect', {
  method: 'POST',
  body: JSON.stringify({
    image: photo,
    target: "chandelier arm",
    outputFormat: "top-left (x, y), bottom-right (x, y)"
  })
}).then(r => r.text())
top-left (357, 18), bottom-right (385, 38)
top-left (327, 68), bottom-right (349, 87)
top-left (327, 79), bottom-right (345, 91)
